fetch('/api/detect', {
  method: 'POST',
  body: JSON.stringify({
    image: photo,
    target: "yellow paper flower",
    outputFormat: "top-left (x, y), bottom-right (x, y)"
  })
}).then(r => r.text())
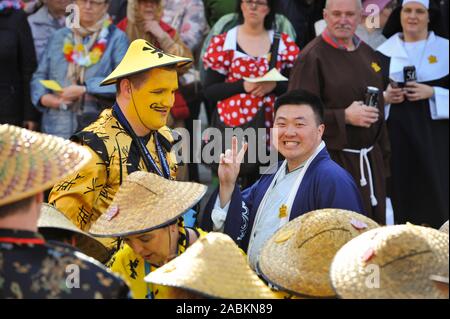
top-left (91, 47), bottom-right (102, 56)
top-left (371, 62), bottom-right (381, 73)
top-left (63, 42), bottom-right (73, 55)
top-left (428, 55), bottom-right (438, 64)
top-left (89, 53), bottom-right (100, 65)
top-left (75, 43), bottom-right (84, 52)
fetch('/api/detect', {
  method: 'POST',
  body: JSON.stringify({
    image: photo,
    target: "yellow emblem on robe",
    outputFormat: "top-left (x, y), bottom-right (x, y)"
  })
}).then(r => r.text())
top-left (371, 62), bottom-right (381, 73)
top-left (279, 204), bottom-right (288, 218)
top-left (428, 55), bottom-right (438, 64)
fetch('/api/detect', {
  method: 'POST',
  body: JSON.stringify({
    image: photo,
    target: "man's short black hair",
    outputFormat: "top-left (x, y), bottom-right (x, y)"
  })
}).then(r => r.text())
top-left (274, 89), bottom-right (325, 125)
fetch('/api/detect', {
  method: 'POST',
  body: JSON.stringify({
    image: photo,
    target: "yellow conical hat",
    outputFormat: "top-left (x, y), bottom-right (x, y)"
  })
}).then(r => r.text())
top-left (100, 39), bottom-right (192, 86)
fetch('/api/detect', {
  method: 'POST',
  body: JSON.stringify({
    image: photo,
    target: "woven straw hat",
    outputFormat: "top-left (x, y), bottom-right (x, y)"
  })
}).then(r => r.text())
top-left (89, 171), bottom-right (207, 237)
top-left (439, 220), bottom-right (449, 234)
top-left (38, 204), bottom-right (110, 263)
top-left (100, 39), bottom-right (192, 86)
top-left (144, 232), bottom-right (278, 299)
top-left (330, 224), bottom-right (449, 299)
top-left (257, 209), bottom-right (380, 298)
top-left (0, 125), bottom-right (90, 207)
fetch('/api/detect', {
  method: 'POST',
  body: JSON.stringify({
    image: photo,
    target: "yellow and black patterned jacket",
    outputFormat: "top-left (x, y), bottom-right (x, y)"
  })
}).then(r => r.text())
top-left (0, 229), bottom-right (129, 299)
top-left (48, 108), bottom-right (179, 233)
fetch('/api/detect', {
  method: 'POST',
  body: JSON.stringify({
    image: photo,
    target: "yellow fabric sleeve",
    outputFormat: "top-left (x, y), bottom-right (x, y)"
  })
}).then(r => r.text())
top-left (48, 146), bottom-right (107, 231)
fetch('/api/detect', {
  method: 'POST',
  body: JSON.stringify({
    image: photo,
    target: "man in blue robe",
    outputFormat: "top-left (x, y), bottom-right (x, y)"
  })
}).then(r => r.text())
top-left (200, 89), bottom-right (364, 270)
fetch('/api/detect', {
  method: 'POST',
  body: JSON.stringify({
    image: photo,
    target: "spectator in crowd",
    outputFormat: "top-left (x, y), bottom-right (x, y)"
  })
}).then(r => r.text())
top-left (48, 39), bottom-right (190, 238)
top-left (203, 0), bottom-right (238, 27)
top-left (355, 0), bottom-right (396, 49)
top-left (203, 0), bottom-right (300, 186)
top-left (89, 171), bottom-right (207, 299)
top-left (117, 0), bottom-right (192, 59)
top-left (23, 0), bottom-right (42, 14)
top-left (274, 0), bottom-right (326, 49)
top-left (0, 0), bottom-right (39, 129)
top-left (161, 0), bottom-right (209, 181)
top-left (30, 0), bottom-right (129, 139)
top-left (201, 90), bottom-right (365, 271)
top-left (288, 0), bottom-right (390, 224)
top-left (0, 124), bottom-right (129, 299)
top-left (108, 0), bottom-right (127, 23)
top-left (145, 232), bottom-right (278, 299)
top-left (378, 0), bottom-right (448, 228)
top-left (162, 0), bottom-right (208, 53)
top-left (28, 0), bottom-right (71, 62)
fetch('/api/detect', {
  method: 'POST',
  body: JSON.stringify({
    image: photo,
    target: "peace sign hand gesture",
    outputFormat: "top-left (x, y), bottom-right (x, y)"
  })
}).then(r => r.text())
top-left (218, 136), bottom-right (248, 207)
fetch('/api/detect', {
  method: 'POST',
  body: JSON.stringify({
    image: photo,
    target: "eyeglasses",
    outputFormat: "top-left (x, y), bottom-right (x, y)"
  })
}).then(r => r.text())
top-left (76, 0), bottom-right (107, 7)
top-left (242, 0), bottom-right (268, 8)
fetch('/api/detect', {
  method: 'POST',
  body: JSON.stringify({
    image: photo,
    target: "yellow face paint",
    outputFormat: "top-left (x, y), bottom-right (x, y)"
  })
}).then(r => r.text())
top-left (128, 67), bottom-right (178, 130)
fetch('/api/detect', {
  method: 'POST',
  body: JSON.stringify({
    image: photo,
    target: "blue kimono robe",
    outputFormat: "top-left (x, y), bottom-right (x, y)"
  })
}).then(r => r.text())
top-left (201, 147), bottom-right (365, 251)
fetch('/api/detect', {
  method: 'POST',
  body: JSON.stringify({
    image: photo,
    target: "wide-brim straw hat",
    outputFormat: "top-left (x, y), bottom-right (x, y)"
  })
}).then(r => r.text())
top-left (38, 203), bottom-right (110, 263)
top-left (330, 224), bottom-right (449, 299)
top-left (100, 39), bottom-right (192, 86)
top-left (89, 171), bottom-right (207, 237)
top-left (144, 232), bottom-right (278, 299)
top-left (0, 125), bottom-right (90, 207)
top-left (257, 209), bottom-right (380, 298)
top-left (439, 220), bottom-right (449, 234)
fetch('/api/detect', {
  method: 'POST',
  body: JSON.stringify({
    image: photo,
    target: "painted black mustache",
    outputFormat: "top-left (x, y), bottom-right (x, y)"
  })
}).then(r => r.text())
top-left (149, 103), bottom-right (168, 111)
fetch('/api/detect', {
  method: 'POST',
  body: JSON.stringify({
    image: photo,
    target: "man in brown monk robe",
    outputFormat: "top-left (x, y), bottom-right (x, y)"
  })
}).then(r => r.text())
top-left (288, 0), bottom-right (390, 223)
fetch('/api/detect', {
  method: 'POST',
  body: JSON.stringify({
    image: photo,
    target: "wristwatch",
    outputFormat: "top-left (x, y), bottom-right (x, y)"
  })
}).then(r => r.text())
top-left (59, 103), bottom-right (68, 111)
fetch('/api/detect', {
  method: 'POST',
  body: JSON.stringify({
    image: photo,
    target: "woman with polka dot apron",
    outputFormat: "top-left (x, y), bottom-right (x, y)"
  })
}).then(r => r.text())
top-left (203, 0), bottom-right (300, 186)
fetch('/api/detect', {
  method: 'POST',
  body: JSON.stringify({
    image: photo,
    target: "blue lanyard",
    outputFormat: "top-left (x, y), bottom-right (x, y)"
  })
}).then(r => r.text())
top-left (144, 261), bottom-right (154, 299)
top-left (113, 103), bottom-right (171, 179)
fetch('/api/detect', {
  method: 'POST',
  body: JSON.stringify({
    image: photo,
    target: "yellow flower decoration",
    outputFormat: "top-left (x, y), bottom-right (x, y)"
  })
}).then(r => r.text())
top-left (75, 43), bottom-right (84, 52)
top-left (371, 62), bottom-right (381, 73)
top-left (62, 18), bottom-right (112, 67)
top-left (89, 53), bottom-right (100, 65)
top-left (63, 42), bottom-right (73, 55)
top-left (428, 55), bottom-right (438, 64)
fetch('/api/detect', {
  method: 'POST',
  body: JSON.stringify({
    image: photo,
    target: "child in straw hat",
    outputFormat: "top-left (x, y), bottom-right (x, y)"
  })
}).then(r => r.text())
top-left (145, 232), bottom-right (278, 299)
top-left (48, 39), bottom-right (192, 238)
top-left (0, 124), bottom-right (129, 298)
top-left (89, 171), bottom-right (208, 299)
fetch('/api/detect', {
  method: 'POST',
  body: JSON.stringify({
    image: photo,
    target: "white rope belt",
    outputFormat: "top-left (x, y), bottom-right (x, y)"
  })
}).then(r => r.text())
top-left (342, 146), bottom-right (378, 207)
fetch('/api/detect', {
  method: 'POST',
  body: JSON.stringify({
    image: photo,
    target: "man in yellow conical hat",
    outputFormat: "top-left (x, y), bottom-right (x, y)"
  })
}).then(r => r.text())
top-left (48, 40), bottom-right (192, 243)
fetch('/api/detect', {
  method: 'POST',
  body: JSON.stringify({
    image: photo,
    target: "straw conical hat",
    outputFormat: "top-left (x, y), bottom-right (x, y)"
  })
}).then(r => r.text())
top-left (439, 220), bottom-right (449, 234)
top-left (0, 125), bottom-right (90, 206)
top-left (38, 204), bottom-right (110, 262)
top-left (89, 171), bottom-right (207, 237)
top-left (258, 209), bottom-right (379, 298)
top-left (330, 224), bottom-right (449, 299)
top-left (100, 39), bottom-right (192, 86)
top-left (145, 232), bottom-right (278, 299)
